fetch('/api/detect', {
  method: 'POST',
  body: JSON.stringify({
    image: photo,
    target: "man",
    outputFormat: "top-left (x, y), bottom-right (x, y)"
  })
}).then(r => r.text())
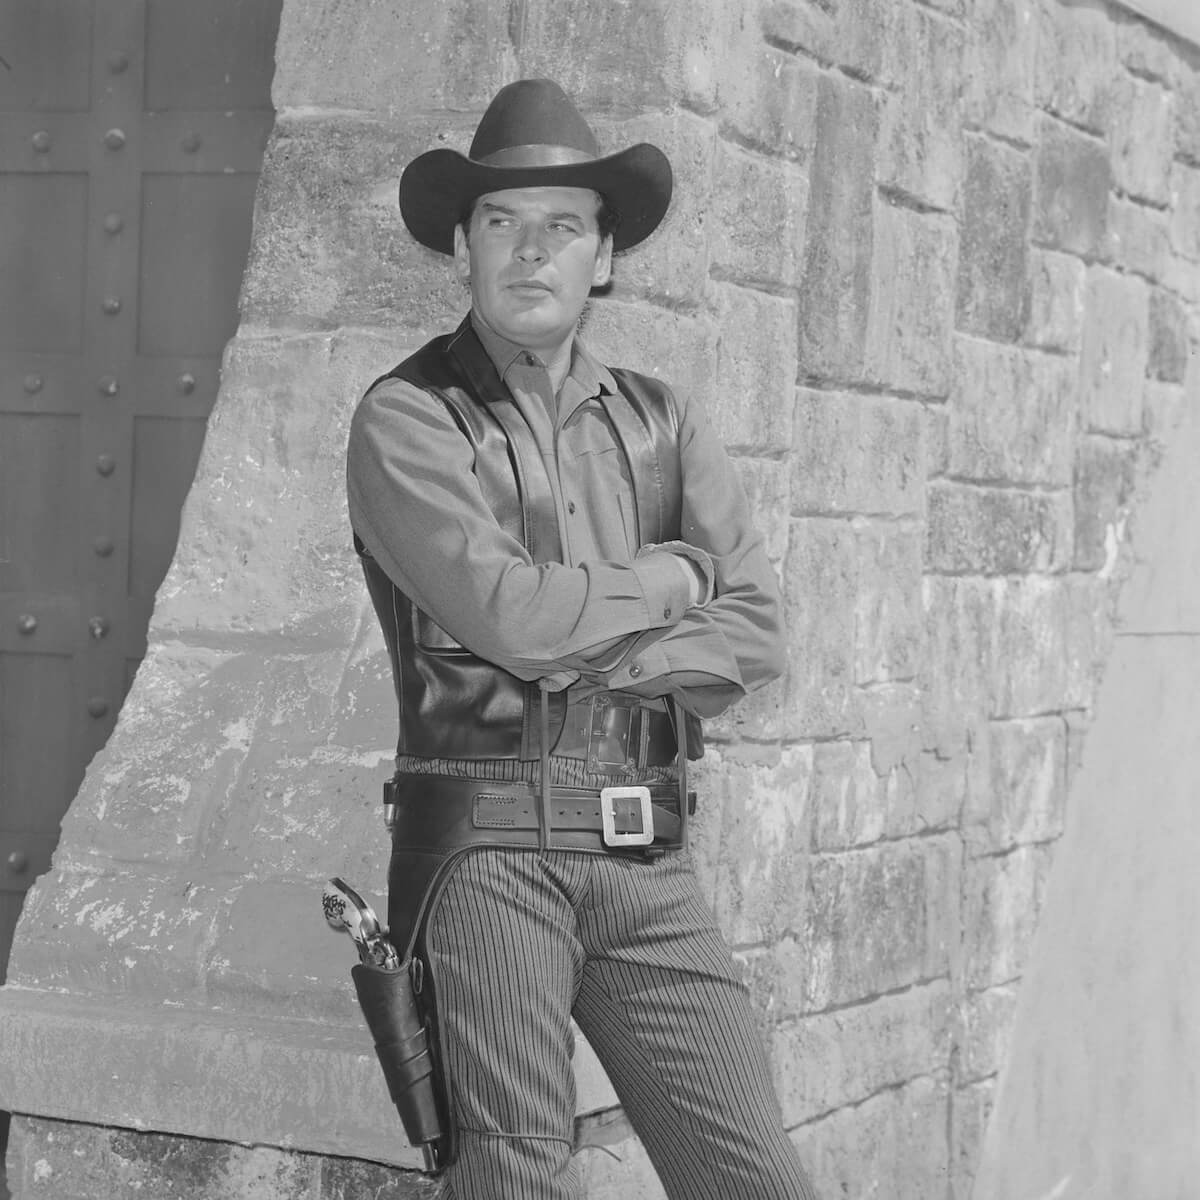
top-left (347, 78), bottom-right (818, 1200)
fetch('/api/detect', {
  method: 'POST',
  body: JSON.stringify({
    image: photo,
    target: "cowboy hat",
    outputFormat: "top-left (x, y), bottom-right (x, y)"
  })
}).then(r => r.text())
top-left (399, 78), bottom-right (673, 255)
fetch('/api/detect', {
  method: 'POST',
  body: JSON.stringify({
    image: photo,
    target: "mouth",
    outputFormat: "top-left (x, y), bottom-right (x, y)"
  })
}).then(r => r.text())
top-left (507, 279), bottom-right (553, 294)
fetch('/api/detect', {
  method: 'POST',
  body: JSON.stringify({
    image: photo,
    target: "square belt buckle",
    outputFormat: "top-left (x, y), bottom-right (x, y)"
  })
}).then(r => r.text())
top-left (600, 786), bottom-right (655, 848)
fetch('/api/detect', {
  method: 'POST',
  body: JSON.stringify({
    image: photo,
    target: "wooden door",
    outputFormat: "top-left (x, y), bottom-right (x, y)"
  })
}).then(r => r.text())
top-left (0, 0), bottom-right (282, 980)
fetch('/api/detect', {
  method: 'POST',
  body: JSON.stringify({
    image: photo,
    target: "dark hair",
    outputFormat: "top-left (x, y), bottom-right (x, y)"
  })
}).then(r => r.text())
top-left (458, 191), bottom-right (621, 243)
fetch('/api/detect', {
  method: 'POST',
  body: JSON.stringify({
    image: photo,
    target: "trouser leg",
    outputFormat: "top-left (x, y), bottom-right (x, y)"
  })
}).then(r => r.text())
top-left (573, 852), bottom-right (820, 1200)
top-left (420, 849), bottom-right (586, 1200)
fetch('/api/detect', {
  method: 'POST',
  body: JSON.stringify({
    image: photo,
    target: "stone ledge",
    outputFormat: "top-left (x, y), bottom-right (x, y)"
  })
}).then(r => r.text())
top-left (0, 986), bottom-right (620, 1170)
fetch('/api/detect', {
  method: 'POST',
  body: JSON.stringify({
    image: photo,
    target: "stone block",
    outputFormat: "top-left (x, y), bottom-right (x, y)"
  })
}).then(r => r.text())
top-left (601, 110), bottom-right (713, 306)
top-left (925, 481), bottom-right (1073, 575)
top-left (1064, 571), bottom-right (1115, 712)
top-left (1110, 75), bottom-right (1174, 206)
top-left (242, 115), bottom-right (463, 336)
top-left (962, 843), bottom-right (1053, 988)
top-left (791, 390), bottom-right (925, 519)
top-left (798, 73), bottom-right (879, 384)
top-left (710, 141), bottom-right (808, 291)
top-left (1169, 162), bottom-right (1200, 261)
top-left (1022, 248), bottom-right (1085, 354)
top-left (697, 746), bottom-right (814, 943)
top-left (771, 983), bottom-right (953, 1125)
top-left (1033, 117), bottom-right (1111, 259)
top-left (964, 717), bottom-right (1067, 855)
top-left (1143, 378), bottom-right (1188, 445)
top-left (760, 0), bottom-right (837, 63)
top-left (956, 134), bottom-right (1031, 342)
top-left (956, 983), bottom-right (1018, 1082)
top-left (273, 0), bottom-right (514, 112)
top-left (719, 45), bottom-right (820, 165)
top-left (791, 1077), bottom-right (951, 1200)
top-left (710, 284), bottom-right (797, 452)
top-left (1074, 433), bottom-right (1141, 572)
top-left (1104, 193), bottom-right (1170, 281)
top-left (782, 520), bottom-right (860, 738)
top-left (734, 458), bottom-right (791, 565)
top-left (948, 338), bottom-right (1076, 486)
top-left (961, 0), bottom-right (1036, 144)
top-left (7, 866), bottom-right (221, 1002)
top-left (950, 1080), bottom-right (995, 1200)
top-left (1034, 0), bottom-right (1117, 133)
top-left (877, 5), bottom-right (965, 212)
top-left (804, 836), bottom-right (959, 1009)
top-left (1148, 286), bottom-right (1190, 382)
top-left (318, 1156), bottom-right (434, 1199)
top-left (919, 576), bottom-right (994, 757)
top-left (1177, 67), bottom-right (1200, 164)
top-left (853, 522), bottom-right (924, 684)
top-left (1116, 9), bottom-right (1185, 86)
top-left (156, 331), bottom-right (400, 634)
top-left (1079, 268), bottom-right (1149, 435)
top-left (864, 202), bottom-right (956, 398)
top-left (989, 575), bottom-right (1070, 718)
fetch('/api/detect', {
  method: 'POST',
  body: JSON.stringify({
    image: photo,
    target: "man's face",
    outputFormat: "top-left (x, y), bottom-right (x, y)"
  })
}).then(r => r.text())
top-left (454, 186), bottom-right (613, 354)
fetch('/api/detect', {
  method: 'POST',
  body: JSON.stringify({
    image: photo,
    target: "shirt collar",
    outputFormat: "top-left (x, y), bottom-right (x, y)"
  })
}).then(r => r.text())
top-left (468, 311), bottom-right (617, 401)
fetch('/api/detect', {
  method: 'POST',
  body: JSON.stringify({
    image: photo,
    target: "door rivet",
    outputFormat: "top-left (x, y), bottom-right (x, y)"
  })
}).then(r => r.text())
top-left (104, 128), bottom-right (127, 150)
top-left (92, 536), bottom-right (115, 557)
top-left (103, 212), bottom-right (124, 234)
top-left (17, 614), bottom-right (37, 636)
top-left (102, 296), bottom-right (122, 315)
top-left (108, 52), bottom-right (129, 74)
top-left (89, 616), bottom-right (111, 640)
top-left (181, 132), bottom-right (202, 154)
top-left (96, 454), bottom-right (116, 476)
top-left (87, 697), bottom-right (110, 718)
top-left (98, 376), bottom-right (119, 397)
top-left (22, 374), bottom-right (43, 394)
top-left (6, 851), bottom-right (29, 875)
top-left (31, 130), bottom-right (51, 153)
top-left (178, 373), bottom-right (196, 394)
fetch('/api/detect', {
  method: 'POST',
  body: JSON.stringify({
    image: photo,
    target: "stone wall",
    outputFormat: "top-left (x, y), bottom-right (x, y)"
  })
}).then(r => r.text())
top-left (2, 0), bottom-right (1198, 1198)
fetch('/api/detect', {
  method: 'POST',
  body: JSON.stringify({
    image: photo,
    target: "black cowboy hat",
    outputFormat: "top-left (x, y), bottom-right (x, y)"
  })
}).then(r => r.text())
top-left (399, 78), bottom-right (673, 256)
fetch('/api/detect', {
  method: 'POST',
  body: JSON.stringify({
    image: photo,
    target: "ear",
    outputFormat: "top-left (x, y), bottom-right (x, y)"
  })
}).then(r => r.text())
top-left (453, 224), bottom-right (471, 282)
top-left (591, 235), bottom-right (613, 289)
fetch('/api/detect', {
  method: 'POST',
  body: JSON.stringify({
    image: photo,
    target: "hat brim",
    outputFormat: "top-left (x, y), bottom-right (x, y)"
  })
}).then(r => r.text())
top-left (399, 143), bottom-right (673, 255)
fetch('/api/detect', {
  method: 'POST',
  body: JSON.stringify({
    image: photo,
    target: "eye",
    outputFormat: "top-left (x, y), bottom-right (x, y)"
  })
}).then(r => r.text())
top-left (547, 220), bottom-right (582, 234)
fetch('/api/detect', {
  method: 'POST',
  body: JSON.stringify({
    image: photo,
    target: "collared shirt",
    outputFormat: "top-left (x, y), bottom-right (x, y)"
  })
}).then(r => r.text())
top-left (347, 312), bottom-right (786, 779)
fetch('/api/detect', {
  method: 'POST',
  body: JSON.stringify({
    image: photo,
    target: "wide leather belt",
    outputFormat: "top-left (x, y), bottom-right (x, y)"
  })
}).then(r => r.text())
top-left (553, 693), bottom-right (677, 771)
top-left (386, 773), bottom-right (693, 855)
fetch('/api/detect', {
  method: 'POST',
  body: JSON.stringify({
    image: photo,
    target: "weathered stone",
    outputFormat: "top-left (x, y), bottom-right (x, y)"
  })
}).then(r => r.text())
top-left (956, 134), bottom-right (1031, 342)
top-left (576, 1134), bottom-right (665, 1200)
top-left (791, 390), bottom-right (926, 519)
top-left (957, 983), bottom-right (1018, 1082)
top-left (964, 717), bottom-right (1067, 854)
top-left (961, 0), bottom-right (1037, 144)
top-left (864, 202), bottom-right (956, 397)
top-left (950, 1080), bottom-right (995, 1200)
top-left (1148, 285), bottom-right (1190, 382)
top-left (710, 141), bottom-right (808, 291)
top-left (734, 457), bottom-right (792, 565)
top-left (1079, 267), bottom-right (1149, 435)
top-left (273, 0), bottom-right (514, 112)
top-left (771, 983), bottom-right (952, 1124)
top-left (962, 843), bottom-right (1053, 988)
top-left (1064, 571), bottom-right (1115, 711)
top-left (1177, 65), bottom-right (1200, 165)
top-left (989, 576), bottom-right (1070, 718)
top-left (760, 0), bottom-right (837, 63)
top-left (925, 481), bottom-right (1072, 575)
top-left (319, 1155), bottom-right (434, 1199)
top-left (719, 44), bottom-right (819, 165)
top-left (710, 284), bottom-right (797, 452)
top-left (1074, 433), bottom-right (1141, 572)
top-left (1110, 75), bottom-right (1174, 206)
top-left (1143, 378), bottom-right (1188, 444)
top-left (1033, 117), bottom-right (1111, 258)
top-left (804, 836), bottom-right (959, 1009)
top-left (798, 72), bottom-right (879, 384)
top-left (948, 337), bottom-right (1076, 486)
top-left (877, 6), bottom-right (965, 212)
top-left (782, 519), bottom-right (861, 738)
top-left (1023, 248), bottom-right (1085, 353)
top-left (853, 522), bottom-right (924, 684)
top-left (1169, 161), bottom-right (1200, 260)
top-left (1034, 0), bottom-right (1117, 132)
top-left (791, 1077), bottom-right (951, 1200)
top-left (1116, 9), bottom-right (1185, 88)
top-left (1104, 193), bottom-right (1171, 281)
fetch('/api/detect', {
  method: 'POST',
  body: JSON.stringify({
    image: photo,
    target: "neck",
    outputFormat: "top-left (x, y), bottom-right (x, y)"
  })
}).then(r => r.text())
top-left (541, 338), bottom-right (573, 393)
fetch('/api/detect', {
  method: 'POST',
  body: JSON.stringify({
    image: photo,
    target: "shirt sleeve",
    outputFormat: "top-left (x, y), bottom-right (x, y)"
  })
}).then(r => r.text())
top-left (587, 384), bottom-right (788, 717)
top-left (346, 377), bottom-right (696, 680)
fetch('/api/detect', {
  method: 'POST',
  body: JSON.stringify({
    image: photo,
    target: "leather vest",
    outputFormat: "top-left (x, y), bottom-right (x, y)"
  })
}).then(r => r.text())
top-left (355, 320), bottom-right (701, 763)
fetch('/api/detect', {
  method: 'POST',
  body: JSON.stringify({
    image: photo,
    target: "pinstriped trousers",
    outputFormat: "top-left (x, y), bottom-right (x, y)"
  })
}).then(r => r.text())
top-left (419, 847), bottom-right (819, 1200)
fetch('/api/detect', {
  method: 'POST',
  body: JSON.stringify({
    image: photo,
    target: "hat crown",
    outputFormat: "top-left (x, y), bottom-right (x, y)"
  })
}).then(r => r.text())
top-left (469, 78), bottom-right (600, 163)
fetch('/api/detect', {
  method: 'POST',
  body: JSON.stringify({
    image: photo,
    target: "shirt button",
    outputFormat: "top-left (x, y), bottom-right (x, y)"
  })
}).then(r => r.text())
top-left (523, 353), bottom-right (537, 366)
top-left (629, 663), bottom-right (642, 678)
top-left (568, 501), bottom-right (577, 515)
top-left (663, 606), bottom-right (672, 619)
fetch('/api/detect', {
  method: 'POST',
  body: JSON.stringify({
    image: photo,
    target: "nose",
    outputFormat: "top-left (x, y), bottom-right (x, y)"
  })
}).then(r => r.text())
top-left (514, 225), bottom-right (547, 264)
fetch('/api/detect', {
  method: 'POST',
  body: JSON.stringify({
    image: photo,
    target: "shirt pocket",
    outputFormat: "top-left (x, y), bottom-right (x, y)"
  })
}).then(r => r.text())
top-left (412, 607), bottom-right (471, 656)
